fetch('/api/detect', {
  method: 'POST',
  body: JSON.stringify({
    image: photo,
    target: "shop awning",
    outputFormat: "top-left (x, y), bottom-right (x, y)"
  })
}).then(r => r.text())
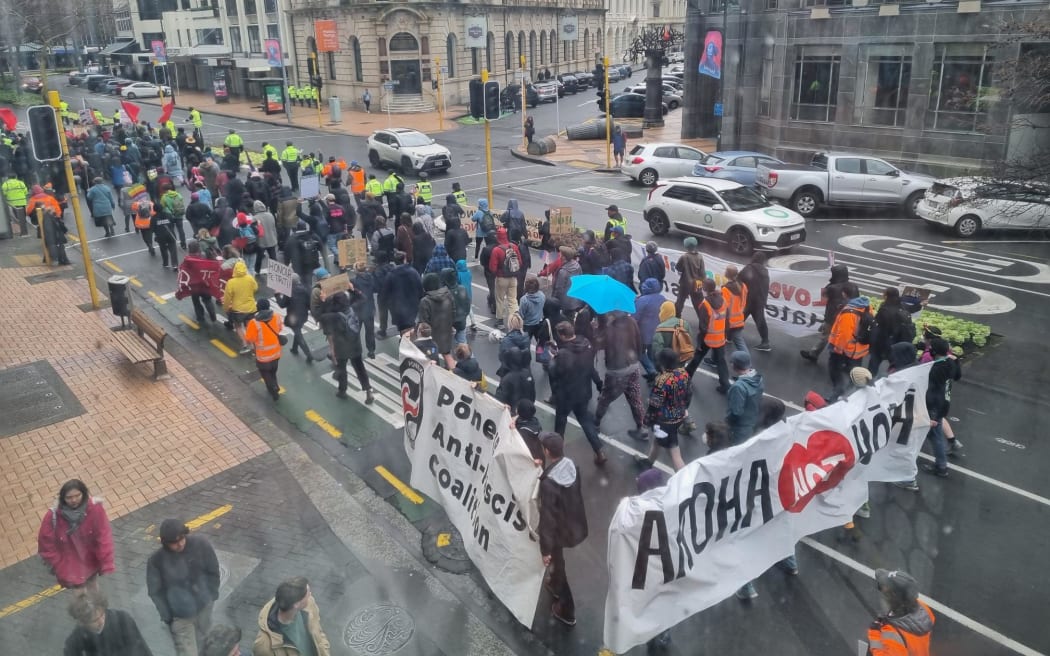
top-left (98, 40), bottom-right (138, 56)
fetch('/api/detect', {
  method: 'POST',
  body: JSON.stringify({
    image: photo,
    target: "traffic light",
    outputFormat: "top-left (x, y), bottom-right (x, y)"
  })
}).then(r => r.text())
top-left (484, 81), bottom-right (500, 120)
top-left (469, 79), bottom-right (484, 119)
top-left (312, 75), bottom-right (323, 90)
top-left (27, 105), bottom-right (62, 162)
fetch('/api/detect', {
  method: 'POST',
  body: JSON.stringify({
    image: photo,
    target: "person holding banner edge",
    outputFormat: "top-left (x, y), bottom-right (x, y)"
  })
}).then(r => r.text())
top-left (538, 432), bottom-right (588, 627)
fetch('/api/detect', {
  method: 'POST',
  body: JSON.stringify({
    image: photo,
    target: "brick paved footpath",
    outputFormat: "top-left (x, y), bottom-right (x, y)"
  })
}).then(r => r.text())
top-left (0, 250), bottom-right (541, 654)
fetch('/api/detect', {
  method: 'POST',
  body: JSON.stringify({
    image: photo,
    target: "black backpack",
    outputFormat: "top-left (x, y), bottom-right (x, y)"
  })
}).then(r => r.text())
top-left (480, 211), bottom-right (496, 234)
top-left (854, 310), bottom-right (875, 345)
top-left (896, 309), bottom-right (917, 344)
top-left (300, 235), bottom-right (321, 270)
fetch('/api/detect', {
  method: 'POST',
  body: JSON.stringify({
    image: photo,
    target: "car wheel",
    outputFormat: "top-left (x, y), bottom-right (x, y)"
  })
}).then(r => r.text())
top-left (791, 188), bottom-right (822, 218)
top-left (668, 100), bottom-right (679, 110)
top-left (126, 92), bottom-right (136, 99)
top-left (401, 156), bottom-right (415, 175)
top-left (647, 209), bottom-right (670, 236)
top-left (955, 214), bottom-right (981, 238)
top-left (638, 168), bottom-right (658, 186)
top-left (368, 150), bottom-right (383, 169)
top-left (728, 227), bottom-right (754, 256)
top-left (905, 191), bottom-right (924, 219)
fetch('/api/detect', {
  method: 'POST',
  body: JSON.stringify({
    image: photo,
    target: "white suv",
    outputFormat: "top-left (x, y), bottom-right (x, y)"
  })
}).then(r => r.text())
top-left (644, 177), bottom-right (807, 255)
top-left (367, 128), bottom-right (452, 176)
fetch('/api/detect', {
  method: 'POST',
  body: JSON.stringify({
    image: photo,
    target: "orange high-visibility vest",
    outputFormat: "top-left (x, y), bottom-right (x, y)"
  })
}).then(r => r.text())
top-left (348, 167), bottom-right (365, 194)
top-left (244, 314), bottom-right (284, 362)
top-left (722, 282), bottom-right (748, 329)
top-left (866, 601), bottom-right (934, 656)
top-left (829, 307), bottom-right (870, 359)
top-left (131, 200), bottom-right (154, 230)
top-left (700, 299), bottom-right (727, 348)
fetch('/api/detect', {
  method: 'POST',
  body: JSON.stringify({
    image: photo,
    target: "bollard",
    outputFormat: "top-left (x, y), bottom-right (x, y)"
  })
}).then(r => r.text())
top-left (328, 96), bottom-right (341, 123)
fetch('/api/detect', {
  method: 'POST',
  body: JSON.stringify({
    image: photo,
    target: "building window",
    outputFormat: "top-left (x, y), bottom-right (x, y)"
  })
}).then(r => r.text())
top-left (652, 2), bottom-right (660, 17)
top-left (247, 25), bottom-right (261, 53)
top-left (791, 50), bottom-right (840, 122)
top-left (858, 55), bottom-right (911, 127)
top-left (244, 0), bottom-right (256, 15)
top-left (505, 33), bottom-right (512, 71)
top-left (266, 24), bottom-right (278, 39)
top-left (264, 0), bottom-right (276, 13)
top-left (378, 37), bottom-right (386, 57)
top-left (486, 33), bottom-right (494, 73)
top-left (446, 34), bottom-right (457, 78)
top-left (421, 36), bottom-right (429, 56)
top-left (351, 37), bottom-right (363, 82)
top-left (926, 44), bottom-right (994, 133)
top-left (389, 33), bottom-right (418, 52)
top-left (540, 31), bottom-right (546, 66)
top-left (472, 48), bottom-right (480, 75)
top-left (765, 0), bottom-right (777, 8)
top-left (225, 0), bottom-right (237, 18)
top-left (229, 27), bottom-right (243, 53)
top-left (327, 51), bottom-right (336, 79)
top-left (518, 32), bottom-right (525, 67)
top-left (550, 30), bottom-right (556, 65)
top-left (197, 28), bottom-right (224, 45)
top-left (758, 46), bottom-right (774, 117)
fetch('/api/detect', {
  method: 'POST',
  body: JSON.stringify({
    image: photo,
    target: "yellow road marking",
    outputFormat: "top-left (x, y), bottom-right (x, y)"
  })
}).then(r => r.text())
top-left (305, 409), bottom-right (341, 438)
top-left (178, 314), bottom-right (200, 330)
top-left (210, 338), bottom-right (238, 358)
top-left (375, 465), bottom-right (424, 505)
top-left (128, 276), bottom-right (143, 288)
top-left (102, 261), bottom-right (122, 273)
top-left (148, 291), bottom-right (167, 305)
top-left (0, 505), bottom-right (233, 620)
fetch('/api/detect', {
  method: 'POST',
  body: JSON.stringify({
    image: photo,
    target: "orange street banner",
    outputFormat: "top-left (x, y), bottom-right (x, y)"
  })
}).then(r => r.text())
top-left (315, 20), bottom-right (339, 52)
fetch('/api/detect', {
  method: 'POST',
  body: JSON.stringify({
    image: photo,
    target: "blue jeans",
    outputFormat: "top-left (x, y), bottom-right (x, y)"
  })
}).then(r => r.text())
top-left (327, 234), bottom-right (340, 267)
top-left (639, 343), bottom-right (656, 377)
top-left (728, 327), bottom-right (748, 356)
top-left (926, 419), bottom-right (948, 471)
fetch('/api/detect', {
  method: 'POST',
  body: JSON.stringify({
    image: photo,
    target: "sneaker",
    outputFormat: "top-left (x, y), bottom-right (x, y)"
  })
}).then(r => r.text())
top-left (652, 425), bottom-right (668, 440)
top-left (594, 450), bottom-right (608, 466)
top-left (920, 462), bottom-right (948, 478)
top-left (634, 455), bottom-right (654, 469)
top-left (627, 427), bottom-right (649, 442)
top-left (777, 556), bottom-right (799, 576)
top-left (551, 603), bottom-right (576, 627)
top-left (856, 502), bottom-right (871, 519)
top-left (893, 479), bottom-right (920, 492)
top-left (365, 389), bottom-right (375, 405)
top-left (755, 342), bottom-right (772, 352)
top-left (336, 390), bottom-right (349, 399)
top-left (948, 438), bottom-right (963, 457)
top-left (367, 352), bottom-right (376, 359)
top-left (735, 582), bottom-right (758, 600)
top-left (800, 350), bottom-right (818, 362)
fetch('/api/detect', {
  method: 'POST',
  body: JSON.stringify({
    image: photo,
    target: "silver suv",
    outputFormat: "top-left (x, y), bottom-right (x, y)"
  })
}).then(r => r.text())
top-left (367, 128), bottom-right (452, 176)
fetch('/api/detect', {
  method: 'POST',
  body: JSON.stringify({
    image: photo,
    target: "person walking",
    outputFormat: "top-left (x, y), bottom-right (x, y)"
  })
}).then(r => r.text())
top-left (2, 173), bottom-right (29, 236)
top-left (147, 519), bottom-right (220, 656)
top-left (496, 346), bottom-right (536, 412)
top-left (550, 321), bottom-right (607, 465)
top-left (350, 261), bottom-right (378, 358)
top-left (595, 311), bottom-right (648, 442)
top-left (634, 277), bottom-right (664, 379)
top-left (385, 250), bottom-right (424, 336)
top-left (471, 198), bottom-right (496, 260)
top-left (637, 241), bottom-right (665, 289)
top-left (537, 432), bottom-right (588, 627)
top-left (524, 116), bottom-right (535, 146)
top-left (223, 130), bottom-right (244, 162)
top-left (252, 577), bottom-right (331, 656)
top-left (362, 89), bottom-right (372, 113)
top-left (920, 337), bottom-right (961, 479)
top-left (244, 299), bottom-right (284, 401)
top-left (320, 286), bottom-right (375, 403)
top-left (674, 237), bottom-right (706, 318)
top-left (552, 246), bottom-right (583, 317)
top-left (87, 177), bottom-right (118, 237)
top-left (442, 197), bottom-right (469, 261)
top-left (685, 278), bottom-right (731, 393)
top-left (418, 272), bottom-right (456, 368)
top-left (152, 197), bottom-right (180, 269)
top-left (722, 265), bottom-right (749, 355)
top-left (869, 287), bottom-right (916, 377)
top-left (611, 125), bottom-right (627, 168)
top-left (725, 350), bottom-right (764, 445)
top-left (489, 227), bottom-right (522, 326)
top-left (275, 273), bottom-right (314, 363)
top-left (636, 348), bottom-right (692, 471)
top-left (827, 296), bottom-right (873, 399)
top-left (161, 184), bottom-right (188, 249)
top-left (284, 220), bottom-right (323, 289)
top-left (252, 200), bottom-right (278, 275)
top-left (37, 479), bottom-right (115, 593)
top-left (279, 143), bottom-right (300, 192)
top-left (802, 263), bottom-right (858, 363)
top-left (739, 252), bottom-right (771, 352)
top-left (180, 241), bottom-right (219, 325)
top-left (866, 569), bottom-right (935, 655)
top-left (374, 255), bottom-right (395, 338)
top-left (222, 260), bottom-right (259, 354)
top-left (64, 590), bottom-right (153, 656)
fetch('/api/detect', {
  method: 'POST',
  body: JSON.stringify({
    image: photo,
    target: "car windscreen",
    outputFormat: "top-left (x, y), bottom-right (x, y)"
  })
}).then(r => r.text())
top-left (719, 186), bottom-right (771, 212)
top-left (629, 145), bottom-right (644, 155)
top-left (929, 182), bottom-right (960, 198)
top-left (398, 133), bottom-right (432, 147)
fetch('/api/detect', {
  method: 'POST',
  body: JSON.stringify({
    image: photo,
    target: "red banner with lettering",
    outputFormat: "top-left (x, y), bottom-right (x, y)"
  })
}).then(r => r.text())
top-left (176, 256), bottom-right (231, 301)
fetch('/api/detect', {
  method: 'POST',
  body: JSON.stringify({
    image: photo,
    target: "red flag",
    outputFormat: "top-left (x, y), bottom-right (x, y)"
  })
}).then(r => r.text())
top-left (157, 99), bottom-right (175, 125)
top-left (120, 100), bottom-right (140, 124)
top-left (0, 108), bottom-right (17, 131)
top-left (175, 256), bottom-right (231, 301)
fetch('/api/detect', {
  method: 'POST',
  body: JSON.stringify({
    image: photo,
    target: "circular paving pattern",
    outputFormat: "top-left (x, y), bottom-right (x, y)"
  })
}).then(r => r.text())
top-left (343, 603), bottom-right (414, 655)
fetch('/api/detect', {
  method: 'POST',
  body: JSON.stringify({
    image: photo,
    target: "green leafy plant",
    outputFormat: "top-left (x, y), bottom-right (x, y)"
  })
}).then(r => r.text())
top-left (868, 298), bottom-right (992, 353)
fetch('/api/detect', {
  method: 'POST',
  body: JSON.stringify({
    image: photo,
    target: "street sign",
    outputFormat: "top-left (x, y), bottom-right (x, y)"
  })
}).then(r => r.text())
top-left (382, 83), bottom-right (395, 90)
top-left (440, 66), bottom-right (448, 75)
top-left (714, 102), bottom-right (723, 117)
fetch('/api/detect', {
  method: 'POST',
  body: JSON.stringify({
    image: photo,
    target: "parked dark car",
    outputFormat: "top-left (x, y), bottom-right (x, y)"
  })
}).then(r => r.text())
top-left (68, 71), bottom-right (89, 86)
top-left (85, 75), bottom-right (115, 92)
top-left (598, 93), bottom-right (669, 118)
top-left (573, 71), bottom-right (594, 88)
top-left (501, 83), bottom-right (539, 110)
top-left (557, 74), bottom-right (579, 94)
top-left (613, 64), bottom-right (633, 79)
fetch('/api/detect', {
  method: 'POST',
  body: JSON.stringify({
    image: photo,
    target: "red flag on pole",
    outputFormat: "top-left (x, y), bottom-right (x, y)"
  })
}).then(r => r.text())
top-left (120, 100), bottom-right (140, 124)
top-left (157, 99), bottom-right (175, 125)
top-left (0, 108), bottom-right (17, 131)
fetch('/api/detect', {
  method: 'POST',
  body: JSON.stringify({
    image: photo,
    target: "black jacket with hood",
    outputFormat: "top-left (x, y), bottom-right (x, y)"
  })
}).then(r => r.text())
top-left (739, 260), bottom-right (770, 309)
top-left (495, 347), bottom-right (536, 410)
top-left (443, 212), bottom-right (469, 262)
top-left (549, 336), bottom-right (598, 406)
top-left (823, 264), bottom-right (860, 324)
top-left (538, 457), bottom-right (588, 555)
top-left (146, 535), bottom-right (219, 623)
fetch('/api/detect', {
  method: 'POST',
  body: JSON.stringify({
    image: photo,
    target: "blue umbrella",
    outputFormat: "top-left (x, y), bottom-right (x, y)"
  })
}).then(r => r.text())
top-left (567, 274), bottom-right (637, 314)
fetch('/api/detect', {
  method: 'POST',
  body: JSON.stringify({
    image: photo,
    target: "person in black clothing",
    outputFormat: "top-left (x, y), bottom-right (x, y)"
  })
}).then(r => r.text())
top-left (411, 221), bottom-right (436, 274)
top-left (147, 519), bottom-right (220, 656)
top-left (605, 226), bottom-right (632, 264)
top-left (868, 287), bottom-right (914, 377)
top-left (373, 253), bottom-right (395, 338)
top-left (495, 347), bottom-right (536, 412)
top-left (259, 151), bottom-right (282, 179)
top-left (514, 399), bottom-right (544, 465)
top-left (214, 198), bottom-right (238, 250)
top-left (442, 198), bottom-right (469, 261)
top-left (350, 261), bottom-right (378, 358)
top-left (284, 220), bottom-right (323, 289)
top-left (151, 204), bottom-right (179, 270)
top-left (579, 230), bottom-right (610, 275)
top-left (384, 250), bottom-right (424, 335)
top-left (184, 193), bottom-right (213, 234)
top-left (538, 432), bottom-right (588, 627)
top-left (802, 263), bottom-right (858, 363)
top-left (275, 272), bottom-right (314, 362)
top-left (739, 252), bottom-right (771, 352)
top-left (320, 287), bottom-right (374, 404)
top-left (479, 234), bottom-right (499, 314)
top-left (358, 192), bottom-right (385, 244)
top-left (549, 321), bottom-right (606, 465)
top-left (64, 590), bottom-right (153, 656)
top-left (637, 241), bottom-right (666, 289)
top-left (922, 337), bottom-right (961, 478)
top-left (393, 182), bottom-right (414, 222)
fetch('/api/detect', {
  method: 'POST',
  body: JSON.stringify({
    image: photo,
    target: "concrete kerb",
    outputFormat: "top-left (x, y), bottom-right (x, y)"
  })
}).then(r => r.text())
top-left (508, 146), bottom-right (556, 166)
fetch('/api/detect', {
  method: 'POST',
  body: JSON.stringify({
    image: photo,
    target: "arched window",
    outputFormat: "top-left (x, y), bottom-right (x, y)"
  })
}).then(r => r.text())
top-left (446, 34), bottom-right (457, 78)
top-left (550, 30), bottom-right (557, 65)
top-left (486, 32), bottom-right (495, 73)
top-left (472, 48), bottom-right (480, 75)
top-left (351, 37), bottom-right (363, 82)
top-left (529, 31), bottom-right (536, 72)
top-left (517, 32), bottom-right (525, 68)
top-left (378, 37), bottom-right (388, 76)
top-left (389, 33), bottom-right (418, 52)
top-left (583, 29), bottom-right (589, 61)
top-left (539, 31), bottom-right (546, 66)
top-left (505, 32), bottom-right (513, 71)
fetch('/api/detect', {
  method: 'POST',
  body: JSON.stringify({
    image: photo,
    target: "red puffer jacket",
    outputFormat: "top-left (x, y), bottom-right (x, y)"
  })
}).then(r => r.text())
top-left (37, 498), bottom-right (116, 587)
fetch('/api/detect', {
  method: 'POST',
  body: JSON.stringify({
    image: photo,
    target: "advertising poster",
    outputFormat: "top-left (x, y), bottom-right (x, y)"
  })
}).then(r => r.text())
top-left (698, 29), bottom-right (723, 80)
top-left (263, 83), bottom-right (284, 114)
top-left (151, 40), bottom-right (167, 64)
top-left (314, 20), bottom-right (339, 52)
top-left (265, 39), bottom-right (282, 67)
top-left (213, 75), bottom-right (229, 103)
top-left (560, 15), bottom-right (579, 42)
top-left (464, 16), bottom-right (488, 49)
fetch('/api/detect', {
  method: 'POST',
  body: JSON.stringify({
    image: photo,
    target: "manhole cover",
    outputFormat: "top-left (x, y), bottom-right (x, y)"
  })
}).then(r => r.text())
top-left (421, 523), bottom-right (472, 574)
top-left (0, 361), bottom-right (85, 438)
top-left (343, 603), bottom-right (414, 654)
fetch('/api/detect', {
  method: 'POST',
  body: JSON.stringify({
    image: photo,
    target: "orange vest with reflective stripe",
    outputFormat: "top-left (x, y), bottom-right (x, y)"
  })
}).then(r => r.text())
top-left (27, 194), bottom-right (62, 219)
top-left (348, 167), bottom-right (365, 193)
top-left (244, 314), bottom-right (283, 362)
top-left (700, 299), bottom-right (727, 348)
top-left (722, 282), bottom-right (748, 329)
top-left (131, 200), bottom-right (153, 230)
top-left (829, 307), bottom-right (870, 359)
top-left (866, 602), bottom-right (934, 656)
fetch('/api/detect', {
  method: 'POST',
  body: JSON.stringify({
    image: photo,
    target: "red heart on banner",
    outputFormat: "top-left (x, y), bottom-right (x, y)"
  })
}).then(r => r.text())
top-left (777, 430), bottom-right (856, 513)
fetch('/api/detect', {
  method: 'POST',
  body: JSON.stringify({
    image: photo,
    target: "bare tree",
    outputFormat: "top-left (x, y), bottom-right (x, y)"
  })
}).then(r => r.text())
top-left (624, 26), bottom-right (684, 128)
top-left (992, 17), bottom-right (1050, 185)
top-left (9, 0), bottom-right (88, 93)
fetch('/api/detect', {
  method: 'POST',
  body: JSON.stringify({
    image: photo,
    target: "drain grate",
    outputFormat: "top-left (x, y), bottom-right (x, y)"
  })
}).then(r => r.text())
top-left (0, 361), bottom-right (85, 438)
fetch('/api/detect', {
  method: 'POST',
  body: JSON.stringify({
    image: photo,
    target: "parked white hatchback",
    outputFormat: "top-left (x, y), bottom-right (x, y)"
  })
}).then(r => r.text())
top-left (644, 177), bottom-right (807, 255)
top-left (622, 143), bottom-right (708, 186)
top-left (918, 177), bottom-right (1050, 237)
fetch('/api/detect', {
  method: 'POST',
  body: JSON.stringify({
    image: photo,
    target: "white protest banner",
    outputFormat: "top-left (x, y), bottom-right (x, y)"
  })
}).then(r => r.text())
top-left (399, 341), bottom-right (544, 626)
top-left (603, 364), bottom-right (932, 653)
top-left (631, 242), bottom-right (829, 337)
top-left (267, 260), bottom-right (294, 297)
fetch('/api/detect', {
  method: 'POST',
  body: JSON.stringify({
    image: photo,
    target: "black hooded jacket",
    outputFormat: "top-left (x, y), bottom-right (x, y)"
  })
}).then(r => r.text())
top-left (823, 264), bottom-right (859, 323)
top-left (549, 336), bottom-right (598, 406)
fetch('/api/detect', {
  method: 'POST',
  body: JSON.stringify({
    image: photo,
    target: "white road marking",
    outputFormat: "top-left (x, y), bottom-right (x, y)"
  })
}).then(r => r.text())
top-left (67, 233), bottom-right (138, 247)
top-left (510, 185), bottom-right (644, 214)
top-left (942, 240), bottom-right (1048, 245)
top-left (96, 248), bottom-right (150, 261)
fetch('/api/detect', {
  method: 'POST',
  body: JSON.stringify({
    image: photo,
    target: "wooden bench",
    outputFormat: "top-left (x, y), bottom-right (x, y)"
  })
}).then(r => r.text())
top-left (112, 308), bottom-right (169, 380)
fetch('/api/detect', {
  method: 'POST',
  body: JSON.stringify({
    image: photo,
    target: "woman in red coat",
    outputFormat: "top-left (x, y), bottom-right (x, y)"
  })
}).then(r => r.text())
top-left (37, 480), bottom-right (115, 591)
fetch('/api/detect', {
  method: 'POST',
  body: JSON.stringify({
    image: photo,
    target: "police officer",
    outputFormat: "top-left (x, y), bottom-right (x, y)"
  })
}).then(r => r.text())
top-left (186, 106), bottom-right (204, 145)
top-left (381, 170), bottom-right (402, 214)
top-left (603, 204), bottom-right (627, 241)
top-left (223, 129), bottom-right (244, 161)
top-left (2, 173), bottom-right (29, 235)
top-left (280, 141), bottom-right (301, 192)
top-left (59, 100), bottom-right (70, 125)
top-left (310, 86), bottom-right (319, 107)
top-left (261, 141), bottom-right (279, 161)
top-left (364, 174), bottom-right (383, 201)
top-left (288, 84), bottom-right (298, 107)
top-left (415, 171), bottom-right (432, 206)
top-left (451, 181), bottom-right (467, 207)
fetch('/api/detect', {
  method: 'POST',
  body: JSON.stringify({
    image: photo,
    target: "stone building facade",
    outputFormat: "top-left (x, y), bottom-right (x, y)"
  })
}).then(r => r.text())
top-left (605, 0), bottom-right (687, 64)
top-left (286, 0), bottom-right (606, 111)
